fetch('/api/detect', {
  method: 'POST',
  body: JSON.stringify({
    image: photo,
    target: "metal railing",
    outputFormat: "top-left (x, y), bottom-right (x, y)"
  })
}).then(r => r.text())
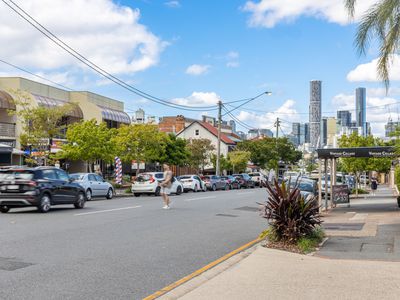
top-left (0, 122), bottom-right (16, 137)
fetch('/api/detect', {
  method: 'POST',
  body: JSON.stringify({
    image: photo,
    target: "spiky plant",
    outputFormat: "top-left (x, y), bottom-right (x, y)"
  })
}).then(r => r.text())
top-left (260, 180), bottom-right (322, 243)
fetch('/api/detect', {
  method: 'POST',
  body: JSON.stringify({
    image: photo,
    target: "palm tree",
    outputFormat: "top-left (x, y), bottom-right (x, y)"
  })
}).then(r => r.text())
top-left (345, 0), bottom-right (400, 90)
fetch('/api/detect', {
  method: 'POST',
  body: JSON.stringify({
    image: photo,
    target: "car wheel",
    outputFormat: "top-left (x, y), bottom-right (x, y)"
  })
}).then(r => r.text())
top-left (212, 184), bottom-right (217, 191)
top-left (106, 188), bottom-right (113, 199)
top-left (155, 186), bottom-right (161, 196)
top-left (176, 186), bottom-right (182, 195)
top-left (38, 194), bottom-right (51, 213)
top-left (134, 193), bottom-right (141, 197)
top-left (74, 192), bottom-right (86, 209)
top-left (0, 206), bottom-right (10, 213)
top-left (86, 189), bottom-right (92, 201)
top-left (225, 184), bottom-right (229, 190)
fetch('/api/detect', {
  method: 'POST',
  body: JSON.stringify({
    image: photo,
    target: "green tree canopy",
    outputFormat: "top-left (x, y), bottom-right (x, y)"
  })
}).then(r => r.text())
top-left (160, 134), bottom-right (190, 166)
top-left (228, 151), bottom-right (250, 173)
top-left (187, 138), bottom-right (215, 172)
top-left (60, 119), bottom-right (116, 172)
top-left (112, 124), bottom-right (166, 173)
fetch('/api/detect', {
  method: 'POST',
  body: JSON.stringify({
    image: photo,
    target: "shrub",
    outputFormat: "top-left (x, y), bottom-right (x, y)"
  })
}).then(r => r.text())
top-left (124, 188), bottom-right (132, 194)
top-left (297, 227), bottom-right (325, 253)
top-left (395, 166), bottom-right (400, 190)
top-left (260, 180), bottom-right (322, 243)
top-left (351, 188), bottom-right (369, 194)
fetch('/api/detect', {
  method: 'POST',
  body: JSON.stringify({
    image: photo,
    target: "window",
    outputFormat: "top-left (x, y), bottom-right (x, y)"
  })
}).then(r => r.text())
top-left (56, 169), bottom-right (70, 181)
top-left (42, 169), bottom-right (57, 180)
top-left (88, 174), bottom-right (97, 182)
top-left (95, 175), bottom-right (104, 182)
top-left (195, 129), bottom-right (199, 136)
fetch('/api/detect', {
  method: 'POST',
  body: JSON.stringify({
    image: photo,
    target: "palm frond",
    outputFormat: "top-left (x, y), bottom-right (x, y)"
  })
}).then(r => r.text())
top-left (345, 0), bottom-right (357, 18)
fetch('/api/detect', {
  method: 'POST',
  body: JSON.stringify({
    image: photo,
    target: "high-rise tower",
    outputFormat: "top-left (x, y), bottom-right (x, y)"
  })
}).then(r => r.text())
top-left (356, 87), bottom-right (366, 136)
top-left (309, 80), bottom-right (322, 150)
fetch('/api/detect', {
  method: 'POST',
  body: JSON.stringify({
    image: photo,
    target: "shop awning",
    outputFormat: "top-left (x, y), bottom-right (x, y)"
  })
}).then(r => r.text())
top-left (32, 94), bottom-right (84, 119)
top-left (99, 105), bottom-right (131, 124)
top-left (0, 90), bottom-right (16, 110)
top-left (0, 143), bottom-right (12, 153)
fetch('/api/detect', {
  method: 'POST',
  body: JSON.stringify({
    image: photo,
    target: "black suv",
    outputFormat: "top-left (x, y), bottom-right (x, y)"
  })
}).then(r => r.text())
top-left (0, 167), bottom-right (86, 213)
top-left (232, 173), bottom-right (255, 189)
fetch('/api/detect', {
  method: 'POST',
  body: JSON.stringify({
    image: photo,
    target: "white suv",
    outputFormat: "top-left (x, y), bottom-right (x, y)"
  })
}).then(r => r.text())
top-left (131, 172), bottom-right (183, 197)
top-left (178, 175), bottom-right (207, 192)
top-left (248, 172), bottom-right (265, 187)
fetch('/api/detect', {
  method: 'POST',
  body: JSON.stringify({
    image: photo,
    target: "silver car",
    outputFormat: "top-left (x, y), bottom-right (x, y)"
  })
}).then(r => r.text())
top-left (70, 173), bottom-right (114, 201)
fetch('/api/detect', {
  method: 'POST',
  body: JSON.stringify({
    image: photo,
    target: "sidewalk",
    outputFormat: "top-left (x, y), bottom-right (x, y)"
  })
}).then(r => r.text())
top-left (160, 185), bottom-right (400, 300)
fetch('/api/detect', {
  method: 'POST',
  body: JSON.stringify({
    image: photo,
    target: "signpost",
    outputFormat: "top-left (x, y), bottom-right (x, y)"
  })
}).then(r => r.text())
top-left (332, 185), bottom-right (350, 205)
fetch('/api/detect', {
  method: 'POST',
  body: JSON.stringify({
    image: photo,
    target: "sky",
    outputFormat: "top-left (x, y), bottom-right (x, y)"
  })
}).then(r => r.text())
top-left (0, 0), bottom-right (399, 136)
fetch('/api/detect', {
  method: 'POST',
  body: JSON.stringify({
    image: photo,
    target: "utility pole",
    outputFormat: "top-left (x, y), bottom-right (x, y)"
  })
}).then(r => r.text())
top-left (275, 117), bottom-right (280, 179)
top-left (216, 100), bottom-right (222, 176)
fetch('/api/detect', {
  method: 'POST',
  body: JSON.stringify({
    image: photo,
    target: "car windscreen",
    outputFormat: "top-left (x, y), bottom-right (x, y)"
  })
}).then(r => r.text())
top-left (70, 174), bottom-right (85, 181)
top-left (248, 173), bottom-right (259, 176)
top-left (154, 173), bottom-right (163, 179)
top-left (136, 174), bottom-right (152, 182)
top-left (179, 176), bottom-right (192, 180)
top-left (290, 181), bottom-right (314, 192)
top-left (0, 170), bottom-right (35, 180)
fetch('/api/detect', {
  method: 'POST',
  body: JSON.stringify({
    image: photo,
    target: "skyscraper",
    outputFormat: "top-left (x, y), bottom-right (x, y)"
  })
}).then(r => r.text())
top-left (292, 122), bottom-right (300, 145)
top-left (356, 87), bottom-right (367, 136)
top-left (304, 123), bottom-right (310, 143)
top-left (337, 110), bottom-right (351, 127)
top-left (229, 120), bottom-right (236, 132)
top-left (309, 80), bottom-right (322, 150)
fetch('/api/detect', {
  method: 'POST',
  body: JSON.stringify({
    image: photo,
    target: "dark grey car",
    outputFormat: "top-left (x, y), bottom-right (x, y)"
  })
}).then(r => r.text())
top-left (201, 175), bottom-right (228, 191)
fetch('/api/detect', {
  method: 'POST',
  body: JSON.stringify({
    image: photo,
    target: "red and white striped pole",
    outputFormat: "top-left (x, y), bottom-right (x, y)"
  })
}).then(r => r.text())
top-left (115, 157), bottom-right (122, 184)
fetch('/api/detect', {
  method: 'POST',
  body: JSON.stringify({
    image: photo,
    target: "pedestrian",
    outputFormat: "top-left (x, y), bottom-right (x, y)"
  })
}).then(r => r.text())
top-left (160, 163), bottom-right (173, 209)
top-left (371, 177), bottom-right (378, 196)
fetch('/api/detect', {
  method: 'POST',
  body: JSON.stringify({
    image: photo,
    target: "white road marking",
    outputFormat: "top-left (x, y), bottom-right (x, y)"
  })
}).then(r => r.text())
top-left (185, 196), bottom-right (217, 202)
top-left (74, 206), bottom-right (142, 216)
top-left (236, 192), bottom-right (255, 195)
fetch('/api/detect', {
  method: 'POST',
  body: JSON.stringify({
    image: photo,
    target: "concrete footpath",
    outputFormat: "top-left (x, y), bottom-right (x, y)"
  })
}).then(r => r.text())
top-left (159, 185), bottom-right (400, 300)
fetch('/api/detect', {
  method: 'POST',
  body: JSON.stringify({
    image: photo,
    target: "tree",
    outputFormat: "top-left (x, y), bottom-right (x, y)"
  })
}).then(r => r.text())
top-left (161, 134), bottom-right (190, 166)
top-left (345, 1), bottom-right (400, 89)
top-left (228, 151), bottom-right (250, 173)
top-left (10, 90), bottom-right (77, 165)
top-left (211, 154), bottom-right (232, 173)
top-left (112, 124), bottom-right (166, 174)
top-left (186, 138), bottom-right (215, 173)
top-left (338, 132), bottom-right (391, 196)
top-left (59, 119), bottom-right (116, 172)
top-left (237, 137), bottom-right (301, 170)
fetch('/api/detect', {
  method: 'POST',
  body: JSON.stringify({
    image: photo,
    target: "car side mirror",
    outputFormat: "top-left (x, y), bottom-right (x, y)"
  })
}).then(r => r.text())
top-left (69, 177), bottom-right (75, 182)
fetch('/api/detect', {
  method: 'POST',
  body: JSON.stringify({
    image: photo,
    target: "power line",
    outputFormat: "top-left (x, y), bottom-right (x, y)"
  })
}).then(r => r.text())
top-left (222, 106), bottom-right (254, 130)
top-left (1, 0), bottom-right (217, 112)
top-left (222, 92), bottom-right (271, 116)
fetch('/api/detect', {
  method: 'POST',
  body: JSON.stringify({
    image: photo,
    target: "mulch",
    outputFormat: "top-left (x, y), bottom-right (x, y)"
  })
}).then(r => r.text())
top-left (261, 239), bottom-right (303, 254)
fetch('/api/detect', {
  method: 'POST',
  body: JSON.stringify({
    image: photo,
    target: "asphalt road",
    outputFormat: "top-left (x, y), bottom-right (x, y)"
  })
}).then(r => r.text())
top-left (0, 187), bottom-right (267, 300)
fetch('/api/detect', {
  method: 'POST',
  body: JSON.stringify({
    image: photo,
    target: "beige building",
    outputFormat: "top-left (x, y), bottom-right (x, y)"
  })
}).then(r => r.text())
top-left (0, 77), bottom-right (130, 167)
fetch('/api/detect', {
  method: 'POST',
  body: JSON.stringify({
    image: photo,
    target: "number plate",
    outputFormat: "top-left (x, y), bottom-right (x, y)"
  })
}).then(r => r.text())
top-left (7, 185), bottom-right (19, 190)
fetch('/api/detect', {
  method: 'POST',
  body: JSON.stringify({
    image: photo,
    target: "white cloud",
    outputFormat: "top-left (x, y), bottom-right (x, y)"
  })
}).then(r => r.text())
top-left (226, 51), bottom-right (239, 60)
top-left (242, 0), bottom-right (376, 28)
top-left (227, 61), bottom-right (240, 68)
top-left (347, 55), bottom-right (400, 82)
top-left (185, 64), bottom-right (210, 76)
top-left (164, 1), bottom-right (181, 8)
top-left (331, 92), bottom-right (399, 137)
top-left (0, 0), bottom-right (166, 76)
top-left (236, 99), bottom-right (300, 130)
top-left (172, 92), bottom-right (221, 106)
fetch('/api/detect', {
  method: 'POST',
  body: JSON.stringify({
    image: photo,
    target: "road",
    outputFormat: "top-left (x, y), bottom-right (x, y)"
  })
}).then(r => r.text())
top-left (0, 188), bottom-right (267, 300)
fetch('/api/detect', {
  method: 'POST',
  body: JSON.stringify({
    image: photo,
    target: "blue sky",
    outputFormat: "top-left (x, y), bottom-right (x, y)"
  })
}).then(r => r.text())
top-left (0, 0), bottom-right (398, 136)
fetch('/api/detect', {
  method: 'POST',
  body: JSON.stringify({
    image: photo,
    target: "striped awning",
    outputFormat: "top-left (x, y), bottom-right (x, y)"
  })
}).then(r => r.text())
top-left (99, 106), bottom-right (131, 124)
top-left (0, 90), bottom-right (16, 110)
top-left (32, 94), bottom-right (83, 119)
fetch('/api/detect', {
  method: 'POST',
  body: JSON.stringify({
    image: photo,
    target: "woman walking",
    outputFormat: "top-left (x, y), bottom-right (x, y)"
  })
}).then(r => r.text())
top-left (371, 177), bottom-right (378, 196)
top-left (160, 164), bottom-right (173, 209)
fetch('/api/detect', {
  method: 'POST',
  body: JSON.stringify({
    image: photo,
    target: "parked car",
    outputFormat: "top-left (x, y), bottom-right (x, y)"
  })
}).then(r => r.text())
top-left (0, 167), bottom-right (86, 213)
top-left (70, 173), bottom-right (114, 201)
top-left (177, 175), bottom-right (207, 192)
top-left (201, 175), bottom-right (228, 191)
top-left (220, 175), bottom-right (241, 189)
top-left (289, 178), bottom-right (318, 201)
top-left (247, 172), bottom-right (265, 187)
top-left (233, 173), bottom-right (255, 188)
top-left (131, 172), bottom-right (183, 197)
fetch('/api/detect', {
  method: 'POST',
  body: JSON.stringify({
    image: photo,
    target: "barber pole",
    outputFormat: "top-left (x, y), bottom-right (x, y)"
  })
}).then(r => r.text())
top-left (115, 157), bottom-right (122, 184)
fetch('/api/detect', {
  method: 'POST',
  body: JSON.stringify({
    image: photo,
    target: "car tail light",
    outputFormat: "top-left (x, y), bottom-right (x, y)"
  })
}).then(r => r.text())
top-left (149, 176), bottom-right (155, 183)
top-left (28, 181), bottom-right (37, 187)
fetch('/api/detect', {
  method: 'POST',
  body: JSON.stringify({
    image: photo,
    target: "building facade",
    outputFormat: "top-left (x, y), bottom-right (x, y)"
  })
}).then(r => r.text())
top-left (337, 110), bottom-right (351, 127)
top-left (309, 80), bottom-right (322, 151)
top-left (356, 87), bottom-right (367, 136)
top-left (385, 119), bottom-right (400, 137)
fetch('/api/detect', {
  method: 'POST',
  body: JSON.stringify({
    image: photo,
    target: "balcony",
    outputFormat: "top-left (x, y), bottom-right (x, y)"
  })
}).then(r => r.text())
top-left (0, 122), bottom-right (16, 137)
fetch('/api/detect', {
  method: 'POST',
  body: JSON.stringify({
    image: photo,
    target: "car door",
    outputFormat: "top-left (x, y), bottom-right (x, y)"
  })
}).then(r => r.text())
top-left (95, 174), bottom-right (108, 196)
top-left (41, 169), bottom-right (62, 202)
top-left (55, 169), bottom-right (76, 202)
top-left (88, 174), bottom-right (99, 196)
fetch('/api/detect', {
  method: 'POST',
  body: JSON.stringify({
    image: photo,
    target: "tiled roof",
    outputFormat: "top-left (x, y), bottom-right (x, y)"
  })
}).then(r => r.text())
top-left (198, 122), bottom-right (235, 144)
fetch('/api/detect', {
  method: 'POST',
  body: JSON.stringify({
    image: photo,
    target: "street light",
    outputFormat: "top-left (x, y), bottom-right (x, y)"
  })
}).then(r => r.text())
top-left (216, 91), bottom-right (272, 176)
